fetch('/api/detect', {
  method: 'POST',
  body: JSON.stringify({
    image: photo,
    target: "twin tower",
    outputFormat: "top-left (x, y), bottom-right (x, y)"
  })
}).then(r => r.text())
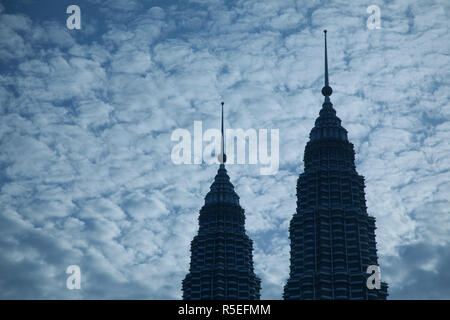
top-left (182, 31), bottom-right (388, 300)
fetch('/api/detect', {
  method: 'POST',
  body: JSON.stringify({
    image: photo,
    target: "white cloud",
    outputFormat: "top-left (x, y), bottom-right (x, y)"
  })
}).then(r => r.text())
top-left (0, 0), bottom-right (449, 299)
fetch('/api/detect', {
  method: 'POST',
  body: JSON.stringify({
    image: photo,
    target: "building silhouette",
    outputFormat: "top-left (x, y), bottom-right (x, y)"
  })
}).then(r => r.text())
top-left (284, 31), bottom-right (388, 299)
top-left (182, 103), bottom-right (261, 300)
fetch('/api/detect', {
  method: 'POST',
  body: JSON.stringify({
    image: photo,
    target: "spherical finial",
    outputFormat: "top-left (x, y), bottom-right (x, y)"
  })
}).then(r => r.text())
top-left (322, 85), bottom-right (332, 96)
top-left (324, 29), bottom-right (327, 34)
top-left (221, 101), bottom-right (224, 106)
top-left (218, 153), bottom-right (227, 164)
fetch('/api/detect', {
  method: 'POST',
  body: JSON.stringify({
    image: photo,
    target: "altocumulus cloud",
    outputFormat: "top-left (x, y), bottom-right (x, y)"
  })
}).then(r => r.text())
top-left (0, 0), bottom-right (449, 299)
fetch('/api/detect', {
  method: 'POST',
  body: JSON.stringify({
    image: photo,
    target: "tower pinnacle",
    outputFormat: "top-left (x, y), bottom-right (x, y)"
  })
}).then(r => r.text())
top-left (218, 101), bottom-right (227, 164)
top-left (321, 30), bottom-right (333, 97)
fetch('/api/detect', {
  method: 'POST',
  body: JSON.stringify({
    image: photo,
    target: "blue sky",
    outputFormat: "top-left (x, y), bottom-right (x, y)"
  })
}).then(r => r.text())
top-left (0, 0), bottom-right (449, 299)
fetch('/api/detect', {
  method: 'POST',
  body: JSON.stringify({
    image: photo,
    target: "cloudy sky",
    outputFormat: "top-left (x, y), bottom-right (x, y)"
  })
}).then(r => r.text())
top-left (0, 0), bottom-right (449, 299)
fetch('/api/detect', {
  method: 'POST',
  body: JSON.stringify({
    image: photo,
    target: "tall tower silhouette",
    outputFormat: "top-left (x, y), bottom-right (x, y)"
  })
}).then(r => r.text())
top-left (284, 31), bottom-right (388, 299)
top-left (182, 103), bottom-right (261, 300)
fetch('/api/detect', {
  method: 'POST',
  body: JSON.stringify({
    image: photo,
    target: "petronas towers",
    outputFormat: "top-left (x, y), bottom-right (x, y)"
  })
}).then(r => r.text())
top-left (182, 31), bottom-right (388, 300)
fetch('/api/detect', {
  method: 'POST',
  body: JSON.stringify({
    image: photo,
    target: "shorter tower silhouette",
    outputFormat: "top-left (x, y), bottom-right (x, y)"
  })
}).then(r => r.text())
top-left (182, 102), bottom-right (261, 300)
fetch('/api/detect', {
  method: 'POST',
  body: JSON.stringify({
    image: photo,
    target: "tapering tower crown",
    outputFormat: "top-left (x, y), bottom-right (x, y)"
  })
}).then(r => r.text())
top-left (309, 30), bottom-right (349, 144)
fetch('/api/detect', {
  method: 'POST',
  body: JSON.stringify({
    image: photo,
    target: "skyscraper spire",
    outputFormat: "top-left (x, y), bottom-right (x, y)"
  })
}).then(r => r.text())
top-left (324, 30), bottom-right (329, 87)
top-left (321, 30), bottom-right (333, 99)
top-left (219, 101), bottom-right (227, 165)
